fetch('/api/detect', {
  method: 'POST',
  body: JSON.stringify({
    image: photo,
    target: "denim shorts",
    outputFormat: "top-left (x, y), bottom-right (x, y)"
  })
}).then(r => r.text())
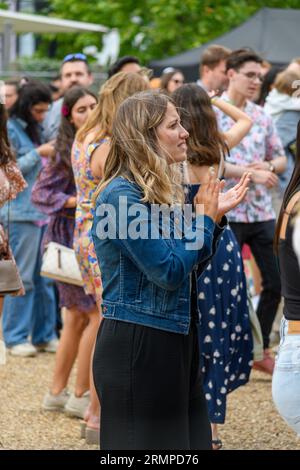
top-left (272, 318), bottom-right (300, 436)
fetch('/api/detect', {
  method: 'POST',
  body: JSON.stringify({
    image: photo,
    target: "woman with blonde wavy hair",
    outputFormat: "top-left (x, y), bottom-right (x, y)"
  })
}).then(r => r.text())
top-left (71, 71), bottom-right (149, 443)
top-left (91, 90), bottom-right (249, 450)
top-left (73, 71), bottom-right (149, 304)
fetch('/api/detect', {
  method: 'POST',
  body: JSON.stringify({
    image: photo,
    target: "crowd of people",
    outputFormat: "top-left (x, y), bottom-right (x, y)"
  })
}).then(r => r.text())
top-left (0, 45), bottom-right (300, 450)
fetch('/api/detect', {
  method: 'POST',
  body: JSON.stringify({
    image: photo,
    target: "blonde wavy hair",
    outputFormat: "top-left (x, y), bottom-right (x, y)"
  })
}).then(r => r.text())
top-left (94, 91), bottom-right (184, 205)
top-left (76, 71), bottom-right (149, 143)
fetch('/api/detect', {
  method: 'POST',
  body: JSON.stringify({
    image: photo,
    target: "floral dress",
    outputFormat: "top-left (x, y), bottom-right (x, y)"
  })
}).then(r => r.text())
top-left (184, 183), bottom-right (253, 424)
top-left (72, 138), bottom-right (105, 304)
top-left (0, 160), bottom-right (27, 207)
top-left (31, 158), bottom-right (95, 313)
top-left (0, 160), bottom-right (27, 296)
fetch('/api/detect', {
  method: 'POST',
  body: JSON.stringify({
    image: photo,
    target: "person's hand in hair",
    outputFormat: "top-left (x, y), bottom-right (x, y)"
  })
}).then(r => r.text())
top-left (194, 169), bottom-right (220, 222)
top-left (208, 89), bottom-right (221, 99)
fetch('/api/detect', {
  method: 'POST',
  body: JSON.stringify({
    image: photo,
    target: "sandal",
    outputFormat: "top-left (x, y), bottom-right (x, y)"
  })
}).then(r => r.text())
top-left (79, 420), bottom-right (87, 439)
top-left (212, 439), bottom-right (223, 450)
top-left (79, 421), bottom-right (100, 445)
top-left (85, 426), bottom-right (100, 445)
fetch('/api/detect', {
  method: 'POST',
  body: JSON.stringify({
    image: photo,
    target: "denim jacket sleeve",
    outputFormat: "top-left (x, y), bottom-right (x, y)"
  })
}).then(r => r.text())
top-left (8, 124), bottom-right (40, 176)
top-left (94, 183), bottom-right (216, 291)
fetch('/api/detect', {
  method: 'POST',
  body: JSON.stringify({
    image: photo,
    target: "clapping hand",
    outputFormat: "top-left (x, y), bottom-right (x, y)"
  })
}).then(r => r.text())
top-left (218, 172), bottom-right (251, 219)
top-left (194, 170), bottom-right (220, 222)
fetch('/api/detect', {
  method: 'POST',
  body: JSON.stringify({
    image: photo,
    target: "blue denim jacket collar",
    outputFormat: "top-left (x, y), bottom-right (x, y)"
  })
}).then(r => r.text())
top-left (14, 117), bottom-right (27, 129)
top-left (13, 117), bottom-right (44, 135)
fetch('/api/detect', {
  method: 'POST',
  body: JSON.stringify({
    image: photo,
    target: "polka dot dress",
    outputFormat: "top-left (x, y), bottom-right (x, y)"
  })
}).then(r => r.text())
top-left (185, 183), bottom-right (253, 424)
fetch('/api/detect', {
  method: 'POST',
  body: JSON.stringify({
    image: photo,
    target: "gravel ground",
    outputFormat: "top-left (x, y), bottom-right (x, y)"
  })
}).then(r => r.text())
top-left (0, 350), bottom-right (299, 450)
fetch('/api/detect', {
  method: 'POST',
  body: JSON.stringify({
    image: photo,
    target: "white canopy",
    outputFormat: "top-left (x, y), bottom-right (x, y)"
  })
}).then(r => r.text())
top-left (0, 9), bottom-right (109, 33)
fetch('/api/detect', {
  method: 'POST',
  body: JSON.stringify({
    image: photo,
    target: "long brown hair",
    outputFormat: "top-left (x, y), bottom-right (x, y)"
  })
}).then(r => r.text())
top-left (52, 86), bottom-right (97, 176)
top-left (10, 81), bottom-right (52, 145)
top-left (94, 91), bottom-right (184, 205)
top-left (274, 120), bottom-right (300, 249)
top-left (172, 84), bottom-right (227, 166)
top-left (160, 69), bottom-right (184, 93)
top-left (0, 103), bottom-right (15, 166)
top-left (76, 72), bottom-right (149, 143)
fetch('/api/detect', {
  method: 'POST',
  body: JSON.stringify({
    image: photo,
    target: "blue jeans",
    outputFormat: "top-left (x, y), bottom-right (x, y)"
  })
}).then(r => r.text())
top-left (272, 318), bottom-right (300, 436)
top-left (2, 222), bottom-right (57, 347)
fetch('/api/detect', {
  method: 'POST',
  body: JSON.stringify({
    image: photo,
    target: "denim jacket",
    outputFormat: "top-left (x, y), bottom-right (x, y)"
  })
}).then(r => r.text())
top-left (0, 118), bottom-right (46, 223)
top-left (92, 177), bottom-right (226, 335)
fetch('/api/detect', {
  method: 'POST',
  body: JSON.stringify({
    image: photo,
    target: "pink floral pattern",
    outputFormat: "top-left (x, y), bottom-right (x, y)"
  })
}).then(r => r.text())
top-left (0, 161), bottom-right (27, 208)
top-left (0, 161), bottom-right (26, 296)
top-left (216, 93), bottom-right (285, 222)
top-left (71, 138), bottom-right (106, 304)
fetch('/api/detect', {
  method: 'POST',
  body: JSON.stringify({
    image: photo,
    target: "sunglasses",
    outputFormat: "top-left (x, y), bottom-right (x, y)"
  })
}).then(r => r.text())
top-left (62, 53), bottom-right (87, 64)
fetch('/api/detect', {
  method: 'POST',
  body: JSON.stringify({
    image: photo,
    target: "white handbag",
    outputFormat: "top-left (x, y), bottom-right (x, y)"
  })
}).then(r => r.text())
top-left (41, 242), bottom-right (84, 287)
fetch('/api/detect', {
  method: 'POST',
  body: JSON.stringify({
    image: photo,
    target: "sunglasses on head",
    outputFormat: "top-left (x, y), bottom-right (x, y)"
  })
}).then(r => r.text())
top-left (62, 53), bottom-right (87, 64)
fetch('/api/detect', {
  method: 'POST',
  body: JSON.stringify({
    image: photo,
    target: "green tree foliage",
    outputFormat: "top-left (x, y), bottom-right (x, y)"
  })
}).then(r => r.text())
top-left (41, 0), bottom-right (300, 65)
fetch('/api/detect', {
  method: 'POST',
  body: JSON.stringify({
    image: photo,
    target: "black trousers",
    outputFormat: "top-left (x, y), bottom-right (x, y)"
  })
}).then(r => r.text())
top-left (230, 220), bottom-right (281, 349)
top-left (93, 318), bottom-right (212, 450)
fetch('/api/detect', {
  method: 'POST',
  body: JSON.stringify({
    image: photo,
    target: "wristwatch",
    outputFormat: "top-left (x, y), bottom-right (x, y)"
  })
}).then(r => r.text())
top-left (268, 162), bottom-right (276, 173)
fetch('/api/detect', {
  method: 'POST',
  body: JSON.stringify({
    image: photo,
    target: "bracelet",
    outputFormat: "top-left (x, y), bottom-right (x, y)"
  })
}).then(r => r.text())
top-left (211, 97), bottom-right (219, 104)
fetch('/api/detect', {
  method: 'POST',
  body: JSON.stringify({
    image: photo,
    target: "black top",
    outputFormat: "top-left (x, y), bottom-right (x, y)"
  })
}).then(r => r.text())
top-left (278, 215), bottom-right (300, 321)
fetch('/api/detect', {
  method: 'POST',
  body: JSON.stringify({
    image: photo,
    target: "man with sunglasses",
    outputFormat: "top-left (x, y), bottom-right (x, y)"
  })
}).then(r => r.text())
top-left (216, 48), bottom-right (287, 375)
top-left (43, 53), bottom-right (93, 140)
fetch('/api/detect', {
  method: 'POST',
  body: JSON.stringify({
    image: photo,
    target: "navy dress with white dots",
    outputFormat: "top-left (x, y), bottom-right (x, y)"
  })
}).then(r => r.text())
top-left (184, 183), bottom-right (253, 424)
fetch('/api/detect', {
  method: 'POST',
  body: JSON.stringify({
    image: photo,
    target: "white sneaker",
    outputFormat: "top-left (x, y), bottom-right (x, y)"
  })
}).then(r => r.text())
top-left (64, 391), bottom-right (90, 419)
top-left (42, 388), bottom-right (70, 411)
top-left (8, 342), bottom-right (37, 357)
top-left (36, 338), bottom-right (59, 353)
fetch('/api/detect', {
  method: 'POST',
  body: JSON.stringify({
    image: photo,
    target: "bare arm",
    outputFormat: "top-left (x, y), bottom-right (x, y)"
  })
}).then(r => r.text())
top-left (268, 155), bottom-right (287, 174)
top-left (280, 191), bottom-right (300, 240)
top-left (213, 98), bottom-right (252, 150)
top-left (63, 196), bottom-right (77, 208)
top-left (225, 162), bottom-right (279, 188)
top-left (247, 155), bottom-right (287, 175)
top-left (224, 162), bottom-right (249, 178)
top-left (90, 141), bottom-right (111, 179)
